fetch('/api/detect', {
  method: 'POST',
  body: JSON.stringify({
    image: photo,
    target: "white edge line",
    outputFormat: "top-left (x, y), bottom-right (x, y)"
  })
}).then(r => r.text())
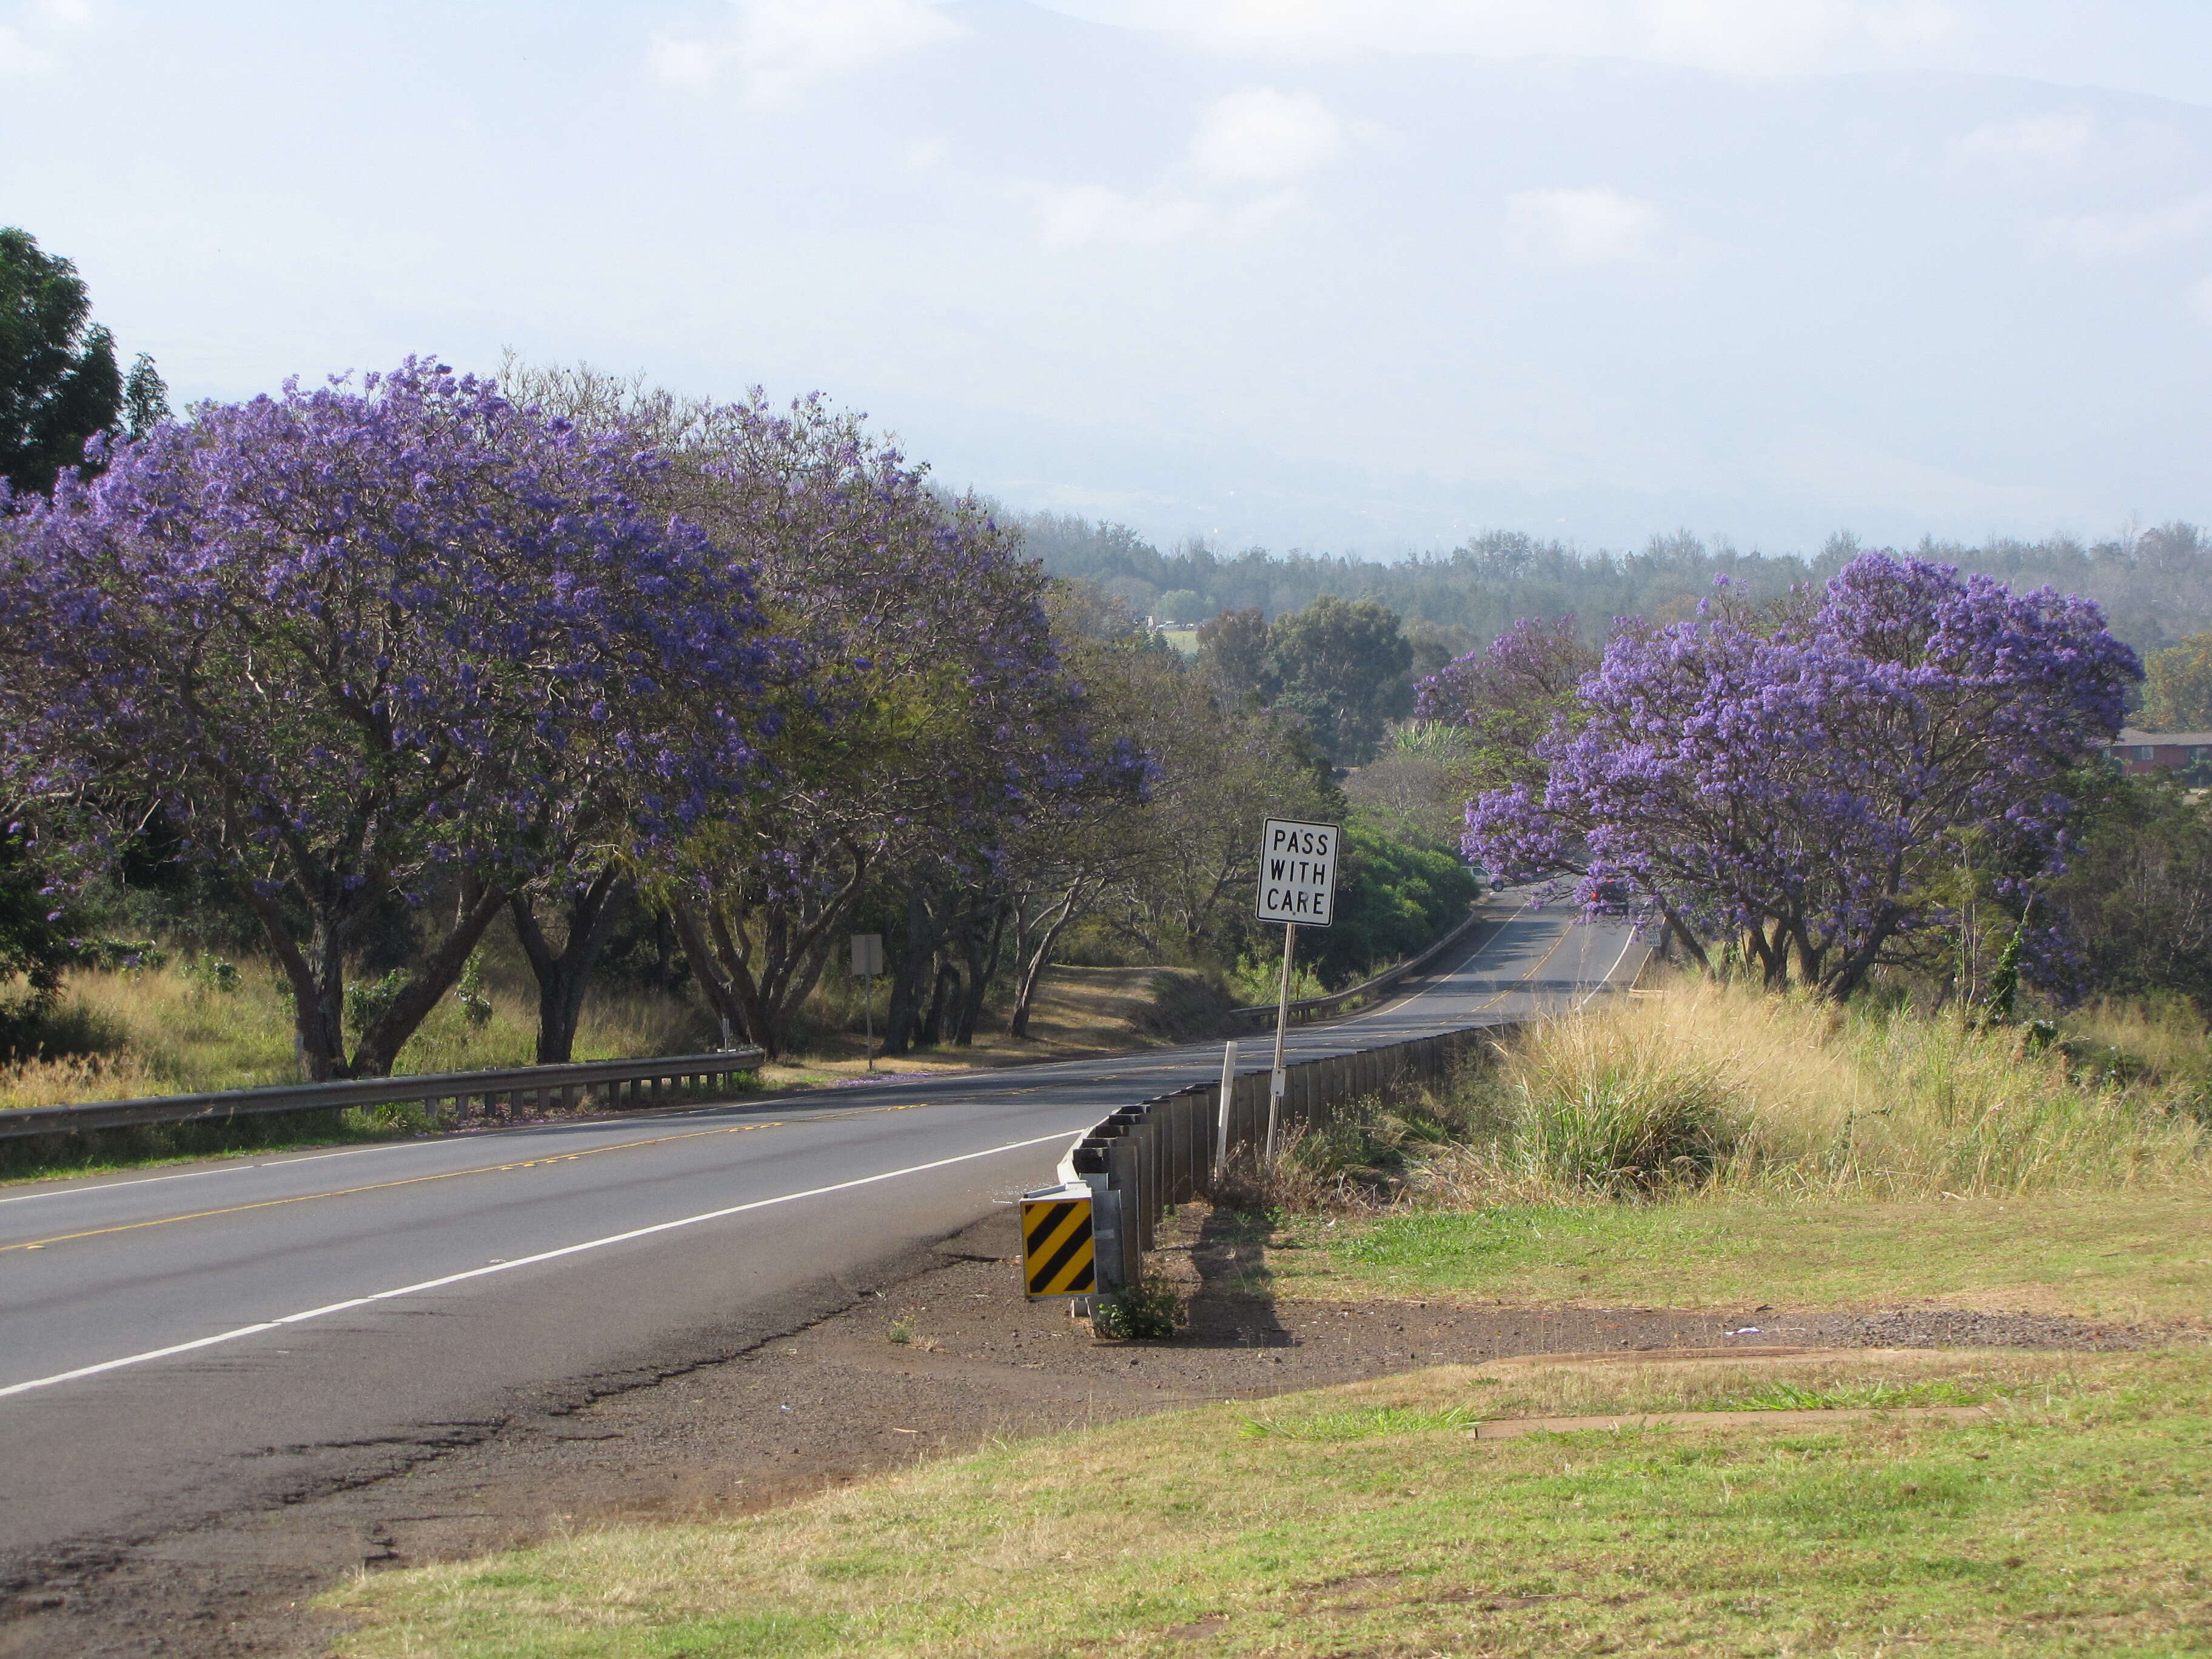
top-left (0, 1128), bottom-right (1078, 1403)
top-left (1575, 926), bottom-right (1644, 1010)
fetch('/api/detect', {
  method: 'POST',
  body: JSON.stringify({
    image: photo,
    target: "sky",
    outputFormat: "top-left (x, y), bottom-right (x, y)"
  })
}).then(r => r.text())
top-left (6, 0), bottom-right (2212, 557)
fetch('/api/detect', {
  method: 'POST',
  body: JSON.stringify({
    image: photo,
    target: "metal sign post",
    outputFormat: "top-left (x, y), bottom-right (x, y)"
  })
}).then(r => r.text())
top-left (1255, 818), bottom-right (1338, 1167)
top-left (851, 933), bottom-right (884, 1071)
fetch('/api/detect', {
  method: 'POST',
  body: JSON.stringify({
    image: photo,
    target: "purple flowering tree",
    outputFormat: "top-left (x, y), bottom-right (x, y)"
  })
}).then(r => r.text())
top-left (538, 383), bottom-right (1102, 1058)
top-left (0, 360), bottom-right (775, 1078)
top-left (1414, 615), bottom-right (1599, 797)
top-left (1460, 553), bottom-right (2140, 999)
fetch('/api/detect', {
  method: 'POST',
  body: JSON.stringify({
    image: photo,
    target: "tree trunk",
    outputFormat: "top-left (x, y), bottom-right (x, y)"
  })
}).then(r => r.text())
top-left (883, 888), bottom-right (943, 1057)
top-left (953, 901), bottom-right (1005, 1046)
top-left (918, 956), bottom-right (958, 1048)
top-left (511, 870), bottom-right (631, 1064)
top-left (238, 877), bottom-right (363, 1081)
top-left (667, 897), bottom-right (754, 1047)
top-left (352, 875), bottom-right (512, 1076)
top-left (1008, 886), bottom-right (1086, 1039)
top-left (665, 848), bottom-right (871, 1060)
top-left (1658, 904), bottom-right (1711, 974)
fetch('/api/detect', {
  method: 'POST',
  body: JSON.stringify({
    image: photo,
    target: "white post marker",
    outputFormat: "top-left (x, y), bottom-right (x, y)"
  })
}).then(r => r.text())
top-left (1213, 1038), bottom-right (1238, 1178)
top-left (851, 933), bottom-right (884, 1071)
top-left (1256, 817), bottom-right (1338, 1166)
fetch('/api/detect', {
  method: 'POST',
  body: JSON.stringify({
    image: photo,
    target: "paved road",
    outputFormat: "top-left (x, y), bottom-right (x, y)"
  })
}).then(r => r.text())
top-left (0, 896), bottom-right (1642, 1582)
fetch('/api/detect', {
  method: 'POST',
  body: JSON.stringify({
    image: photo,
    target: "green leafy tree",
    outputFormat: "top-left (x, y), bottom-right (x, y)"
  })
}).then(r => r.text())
top-left (123, 352), bottom-right (170, 437)
top-left (0, 822), bottom-right (74, 1054)
top-left (2138, 632), bottom-right (2212, 730)
top-left (0, 227), bottom-right (122, 494)
top-left (1196, 606), bottom-right (1273, 701)
top-left (2047, 772), bottom-right (2212, 1010)
top-left (1266, 594), bottom-right (1414, 764)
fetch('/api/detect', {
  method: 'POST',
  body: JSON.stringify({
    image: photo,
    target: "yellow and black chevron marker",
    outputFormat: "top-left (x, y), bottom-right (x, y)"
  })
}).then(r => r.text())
top-left (1021, 1185), bottom-right (1095, 1299)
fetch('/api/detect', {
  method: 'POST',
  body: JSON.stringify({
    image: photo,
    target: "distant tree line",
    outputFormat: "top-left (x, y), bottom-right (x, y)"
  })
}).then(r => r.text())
top-left (1020, 512), bottom-right (2212, 662)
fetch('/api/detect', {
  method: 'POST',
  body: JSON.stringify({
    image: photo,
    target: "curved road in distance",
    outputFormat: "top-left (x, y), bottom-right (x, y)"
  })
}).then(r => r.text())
top-left (0, 895), bottom-right (1643, 1584)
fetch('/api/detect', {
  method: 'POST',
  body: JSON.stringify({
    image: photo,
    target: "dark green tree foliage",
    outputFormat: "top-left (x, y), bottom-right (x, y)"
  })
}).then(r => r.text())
top-left (0, 822), bottom-right (74, 1054)
top-left (1265, 595), bottom-right (1412, 764)
top-left (2137, 631), bottom-right (2212, 731)
top-left (0, 226), bottom-right (122, 494)
top-left (1195, 606), bottom-right (1271, 700)
top-left (2047, 774), bottom-right (2212, 1010)
top-left (123, 352), bottom-right (170, 437)
top-left (1304, 823), bottom-right (1478, 986)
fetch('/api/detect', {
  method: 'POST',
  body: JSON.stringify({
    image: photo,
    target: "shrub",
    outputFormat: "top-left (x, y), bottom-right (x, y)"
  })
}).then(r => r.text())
top-left (1091, 1278), bottom-right (1184, 1341)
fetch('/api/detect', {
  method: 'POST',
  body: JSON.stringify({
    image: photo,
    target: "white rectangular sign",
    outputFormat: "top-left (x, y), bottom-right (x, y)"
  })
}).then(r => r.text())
top-left (1257, 818), bottom-right (1339, 926)
top-left (851, 933), bottom-right (884, 977)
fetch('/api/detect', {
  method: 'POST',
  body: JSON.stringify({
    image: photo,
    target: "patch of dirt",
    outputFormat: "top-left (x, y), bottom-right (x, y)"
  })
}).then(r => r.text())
top-left (5, 1205), bottom-right (2190, 1658)
top-left (750, 964), bottom-right (1239, 1093)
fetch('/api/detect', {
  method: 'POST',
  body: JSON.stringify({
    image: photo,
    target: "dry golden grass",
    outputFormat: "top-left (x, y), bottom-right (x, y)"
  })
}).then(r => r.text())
top-left (1423, 974), bottom-right (2211, 1204)
top-left (0, 957), bottom-right (713, 1108)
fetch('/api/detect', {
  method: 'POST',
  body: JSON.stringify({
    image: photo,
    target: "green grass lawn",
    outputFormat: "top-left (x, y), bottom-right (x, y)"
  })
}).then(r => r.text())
top-left (1259, 1192), bottom-right (2212, 1324)
top-left (326, 1346), bottom-right (2212, 1658)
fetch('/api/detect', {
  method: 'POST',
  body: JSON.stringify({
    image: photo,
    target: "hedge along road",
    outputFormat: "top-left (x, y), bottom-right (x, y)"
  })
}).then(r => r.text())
top-left (0, 894), bottom-right (1643, 1580)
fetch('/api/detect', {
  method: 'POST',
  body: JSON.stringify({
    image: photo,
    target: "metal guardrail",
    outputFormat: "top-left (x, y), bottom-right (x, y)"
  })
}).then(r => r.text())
top-left (1228, 902), bottom-right (1491, 1026)
top-left (1057, 1022), bottom-right (1517, 1298)
top-left (0, 1048), bottom-right (767, 1141)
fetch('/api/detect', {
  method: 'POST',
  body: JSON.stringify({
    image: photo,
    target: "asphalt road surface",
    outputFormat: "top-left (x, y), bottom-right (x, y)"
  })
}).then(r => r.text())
top-left (0, 896), bottom-right (1643, 1589)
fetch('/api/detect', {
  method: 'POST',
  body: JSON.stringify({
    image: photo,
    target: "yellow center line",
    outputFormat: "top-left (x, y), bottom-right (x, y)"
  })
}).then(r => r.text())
top-left (1469, 920), bottom-right (1574, 1014)
top-left (2, 1099), bottom-right (934, 1257)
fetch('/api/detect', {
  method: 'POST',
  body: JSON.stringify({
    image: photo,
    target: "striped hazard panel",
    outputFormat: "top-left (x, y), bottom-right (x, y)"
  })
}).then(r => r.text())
top-left (1021, 1192), bottom-right (1096, 1298)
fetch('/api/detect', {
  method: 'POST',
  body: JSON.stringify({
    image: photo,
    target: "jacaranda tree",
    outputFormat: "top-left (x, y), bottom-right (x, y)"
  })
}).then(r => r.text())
top-left (1414, 614), bottom-right (1598, 797)
top-left (0, 359), bottom-right (776, 1078)
top-left (660, 395), bottom-right (1114, 1059)
top-left (1458, 553), bottom-right (2140, 999)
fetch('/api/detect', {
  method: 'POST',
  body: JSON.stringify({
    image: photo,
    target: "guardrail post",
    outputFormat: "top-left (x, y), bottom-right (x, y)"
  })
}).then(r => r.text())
top-left (1213, 1041), bottom-right (1238, 1180)
top-left (1105, 1134), bottom-right (1142, 1287)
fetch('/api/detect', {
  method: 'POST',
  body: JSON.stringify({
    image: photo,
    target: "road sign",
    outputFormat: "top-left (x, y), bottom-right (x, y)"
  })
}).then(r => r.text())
top-left (850, 933), bottom-right (884, 976)
top-left (1020, 1183), bottom-right (1096, 1299)
top-left (1257, 817), bottom-right (1339, 926)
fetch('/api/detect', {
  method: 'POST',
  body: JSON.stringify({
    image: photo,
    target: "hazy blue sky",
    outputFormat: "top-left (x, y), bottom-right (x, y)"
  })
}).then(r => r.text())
top-left (7, 0), bottom-right (2212, 555)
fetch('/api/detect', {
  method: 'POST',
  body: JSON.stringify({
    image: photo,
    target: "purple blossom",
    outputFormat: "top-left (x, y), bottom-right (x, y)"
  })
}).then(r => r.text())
top-left (1462, 552), bottom-right (2140, 999)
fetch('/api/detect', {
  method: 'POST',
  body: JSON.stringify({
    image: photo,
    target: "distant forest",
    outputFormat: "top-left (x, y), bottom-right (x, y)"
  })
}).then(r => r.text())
top-left (1013, 514), bottom-right (2212, 659)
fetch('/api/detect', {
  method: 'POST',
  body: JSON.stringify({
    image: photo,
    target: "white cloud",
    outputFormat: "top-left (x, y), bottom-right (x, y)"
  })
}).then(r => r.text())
top-left (1182, 0), bottom-right (1963, 76)
top-left (1953, 112), bottom-right (2093, 167)
top-left (1189, 86), bottom-right (1345, 187)
top-left (1030, 183), bottom-right (1213, 249)
top-left (1022, 85), bottom-right (1339, 249)
top-left (2040, 193), bottom-right (2212, 260)
top-left (648, 0), bottom-right (962, 106)
top-left (2190, 275), bottom-right (2212, 323)
top-left (0, 24), bottom-right (53, 72)
top-left (0, 0), bottom-right (95, 75)
top-left (1506, 187), bottom-right (1664, 264)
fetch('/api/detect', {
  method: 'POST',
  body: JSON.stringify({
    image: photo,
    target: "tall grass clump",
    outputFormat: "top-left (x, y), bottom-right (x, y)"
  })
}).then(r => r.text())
top-left (1430, 976), bottom-right (2211, 1204)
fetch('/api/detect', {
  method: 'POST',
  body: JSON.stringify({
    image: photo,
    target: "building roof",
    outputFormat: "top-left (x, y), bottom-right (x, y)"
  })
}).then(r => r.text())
top-left (2114, 728), bottom-right (2212, 746)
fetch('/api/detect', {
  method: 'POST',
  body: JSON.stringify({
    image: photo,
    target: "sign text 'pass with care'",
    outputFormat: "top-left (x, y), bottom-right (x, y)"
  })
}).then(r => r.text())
top-left (1257, 818), bottom-right (1339, 926)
